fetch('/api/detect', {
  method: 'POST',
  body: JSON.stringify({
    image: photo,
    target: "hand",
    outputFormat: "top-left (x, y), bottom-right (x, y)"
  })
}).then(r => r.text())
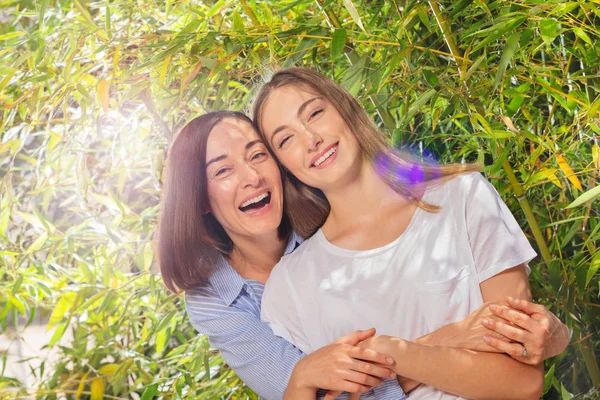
top-left (288, 328), bottom-right (396, 400)
top-left (444, 302), bottom-right (514, 352)
top-left (482, 297), bottom-right (570, 365)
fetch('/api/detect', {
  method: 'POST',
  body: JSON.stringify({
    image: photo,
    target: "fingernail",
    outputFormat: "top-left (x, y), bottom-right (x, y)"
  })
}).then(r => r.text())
top-left (387, 357), bottom-right (394, 364)
top-left (482, 319), bottom-right (489, 325)
top-left (489, 304), bottom-right (497, 311)
top-left (483, 336), bottom-right (491, 343)
top-left (507, 296), bottom-right (514, 302)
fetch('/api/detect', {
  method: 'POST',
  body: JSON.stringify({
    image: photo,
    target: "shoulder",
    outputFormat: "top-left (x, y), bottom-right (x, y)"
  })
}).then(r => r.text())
top-left (184, 282), bottom-right (232, 318)
top-left (425, 172), bottom-right (489, 202)
top-left (271, 236), bottom-right (318, 279)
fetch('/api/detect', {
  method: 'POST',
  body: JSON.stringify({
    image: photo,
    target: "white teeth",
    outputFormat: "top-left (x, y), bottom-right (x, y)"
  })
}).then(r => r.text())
top-left (240, 192), bottom-right (268, 208)
top-left (313, 146), bottom-right (337, 167)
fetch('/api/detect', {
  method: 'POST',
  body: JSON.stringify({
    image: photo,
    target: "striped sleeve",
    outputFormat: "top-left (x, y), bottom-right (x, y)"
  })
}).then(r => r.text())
top-left (185, 286), bottom-right (305, 400)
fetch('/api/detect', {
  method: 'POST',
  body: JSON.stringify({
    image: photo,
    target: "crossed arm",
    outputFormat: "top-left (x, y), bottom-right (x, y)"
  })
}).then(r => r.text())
top-left (301, 264), bottom-right (555, 400)
top-left (356, 264), bottom-right (545, 400)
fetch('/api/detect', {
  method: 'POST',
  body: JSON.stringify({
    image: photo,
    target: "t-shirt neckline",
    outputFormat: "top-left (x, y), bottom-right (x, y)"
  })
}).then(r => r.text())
top-left (315, 195), bottom-right (427, 258)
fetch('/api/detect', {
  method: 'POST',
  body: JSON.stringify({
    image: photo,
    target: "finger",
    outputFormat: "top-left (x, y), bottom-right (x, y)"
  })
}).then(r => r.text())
top-left (483, 335), bottom-right (526, 357)
top-left (350, 345), bottom-right (395, 366)
top-left (506, 297), bottom-right (547, 315)
top-left (482, 324), bottom-right (513, 342)
top-left (488, 304), bottom-right (535, 332)
top-left (350, 393), bottom-right (361, 400)
top-left (484, 319), bottom-right (533, 344)
top-left (329, 382), bottom-right (372, 395)
top-left (336, 328), bottom-right (376, 346)
top-left (344, 369), bottom-right (385, 387)
top-left (324, 391), bottom-right (342, 400)
top-left (352, 359), bottom-right (397, 380)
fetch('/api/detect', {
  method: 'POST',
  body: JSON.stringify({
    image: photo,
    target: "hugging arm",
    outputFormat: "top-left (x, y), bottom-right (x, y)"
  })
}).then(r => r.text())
top-left (363, 264), bottom-right (544, 400)
top-left (185, 290), bottom-right (304, 400)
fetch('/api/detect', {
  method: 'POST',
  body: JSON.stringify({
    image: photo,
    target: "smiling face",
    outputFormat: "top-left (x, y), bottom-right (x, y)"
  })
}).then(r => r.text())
top-left (259, 84), bottom-right (364, 192)
top-left (205, 117), bottom-right (283, 242)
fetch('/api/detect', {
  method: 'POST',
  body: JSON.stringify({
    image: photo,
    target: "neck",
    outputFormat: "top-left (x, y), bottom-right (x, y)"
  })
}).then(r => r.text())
top-left (323, 160), bottom-right (404, 230)
top-left (227, 229), bottom-right (287, 284)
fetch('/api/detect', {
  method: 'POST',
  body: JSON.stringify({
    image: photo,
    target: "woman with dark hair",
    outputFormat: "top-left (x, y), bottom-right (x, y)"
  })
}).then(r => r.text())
top-left (157, 111), bottom-right (401, 400)
top-left (157, 103), bottom-right (569, 399)
top-left (253, 67), bottom-right (570, 399)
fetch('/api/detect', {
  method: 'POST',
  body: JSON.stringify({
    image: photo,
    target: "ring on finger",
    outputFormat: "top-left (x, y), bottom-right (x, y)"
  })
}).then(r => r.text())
top-left (522, 345), bottom-right (528, 357)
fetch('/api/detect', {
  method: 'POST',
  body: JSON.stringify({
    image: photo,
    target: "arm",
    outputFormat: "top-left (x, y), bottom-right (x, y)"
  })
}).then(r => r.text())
top-left (285, 329), bottom-right (397, 400)
top-left (363, 264), bottom-right (544, 400)
top-left (186, 288), bottom-right (395, 400)
top-left (185, 288), bottom-right (303, 400)
top-left (260, 267), bottom-right (396, 399)
top-left (482, 296), bottom-right (570, 364)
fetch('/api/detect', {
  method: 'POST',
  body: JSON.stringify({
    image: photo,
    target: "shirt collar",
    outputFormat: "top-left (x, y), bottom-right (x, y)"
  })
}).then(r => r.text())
top-left (209, 231), bottom-right (303, 306)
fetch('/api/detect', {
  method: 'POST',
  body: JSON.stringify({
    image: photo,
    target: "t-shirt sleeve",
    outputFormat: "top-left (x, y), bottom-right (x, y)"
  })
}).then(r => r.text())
top-left (461, 172), bottom-right (538, 283)
top-left (261, 262), bottom-right (313, 354)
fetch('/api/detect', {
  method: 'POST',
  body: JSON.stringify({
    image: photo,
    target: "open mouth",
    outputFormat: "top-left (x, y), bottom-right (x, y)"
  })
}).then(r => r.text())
top-left (311, 144), bottom-right (338, 167)
top-left (239, 192), bottom-right (272, 213)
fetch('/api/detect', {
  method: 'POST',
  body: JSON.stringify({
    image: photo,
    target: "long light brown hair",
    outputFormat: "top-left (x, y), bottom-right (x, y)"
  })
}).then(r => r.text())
top-left (252, 67), bottom-right (479, 238)
top-left (156, 111), bottom-right (291, 293)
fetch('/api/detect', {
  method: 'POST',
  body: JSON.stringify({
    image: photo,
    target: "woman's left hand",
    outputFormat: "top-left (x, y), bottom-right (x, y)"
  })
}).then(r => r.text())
top-left (481, 296), bottom-right (570, 365)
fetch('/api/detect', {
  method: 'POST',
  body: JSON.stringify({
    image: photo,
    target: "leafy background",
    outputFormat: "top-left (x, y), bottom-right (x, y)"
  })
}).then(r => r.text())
top-left (0, 0), bottom-right (598, 399)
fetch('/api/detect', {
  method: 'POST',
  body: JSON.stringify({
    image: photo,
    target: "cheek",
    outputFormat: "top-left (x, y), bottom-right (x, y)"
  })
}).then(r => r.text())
top-left (207, 181), bottom-right (236, 213)
top-left (279, 146), bottom-right (306, 174)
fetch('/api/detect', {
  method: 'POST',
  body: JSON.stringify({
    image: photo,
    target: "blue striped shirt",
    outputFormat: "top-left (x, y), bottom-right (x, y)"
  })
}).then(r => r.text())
top-left (184, 231), bottom-right (405, 400)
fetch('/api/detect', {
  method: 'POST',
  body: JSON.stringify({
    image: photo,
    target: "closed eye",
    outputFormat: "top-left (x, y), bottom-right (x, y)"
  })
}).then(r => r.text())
top-left (309, 109), bottom-right (323, 120)
top-left (251, 152), bottom-right (267, 161)
top-left (215, 167), bottom-right (231, 177)
top-left (278, 135), bottom-right (291, 149)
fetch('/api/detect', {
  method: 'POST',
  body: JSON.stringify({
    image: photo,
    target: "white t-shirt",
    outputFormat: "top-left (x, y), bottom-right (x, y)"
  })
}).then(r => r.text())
top-left (261, 172), bottom-right (537, 399)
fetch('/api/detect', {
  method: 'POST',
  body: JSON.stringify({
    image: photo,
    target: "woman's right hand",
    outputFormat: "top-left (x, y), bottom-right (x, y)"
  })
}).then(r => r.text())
top-left (286, 328), bottom-right (397, 400)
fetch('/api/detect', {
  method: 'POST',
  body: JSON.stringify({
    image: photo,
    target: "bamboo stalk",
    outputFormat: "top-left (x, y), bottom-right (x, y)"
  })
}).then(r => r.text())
top-left (501, 159), bottom-right (553, 265)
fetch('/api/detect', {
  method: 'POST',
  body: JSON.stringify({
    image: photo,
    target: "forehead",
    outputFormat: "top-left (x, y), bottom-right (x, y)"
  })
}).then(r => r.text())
top-left (265, 84), bottom-right (319, 109)
top-left (206, 118), bottom-right (260, 156)
top-left (260, 84), bottom-right (321, 131)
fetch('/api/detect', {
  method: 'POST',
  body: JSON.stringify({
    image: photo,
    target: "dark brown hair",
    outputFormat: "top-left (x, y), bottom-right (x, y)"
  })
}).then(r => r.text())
top-left (156, 111), bottom-right (290, 293)
top-left (253, 67), bottom-right (480, 237)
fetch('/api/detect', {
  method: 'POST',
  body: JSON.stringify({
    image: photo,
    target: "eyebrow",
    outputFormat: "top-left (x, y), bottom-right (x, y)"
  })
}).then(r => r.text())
top-left (270, 97), bottom-right (322, 146)
top-left (206, 154), bottom-right (226, 168)
top-left (205, 140), bottom-right (264, 167)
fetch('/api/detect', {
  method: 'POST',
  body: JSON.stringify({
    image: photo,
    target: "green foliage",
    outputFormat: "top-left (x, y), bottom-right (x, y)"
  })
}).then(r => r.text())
top-left (0, 0), bottom-right (598, 398)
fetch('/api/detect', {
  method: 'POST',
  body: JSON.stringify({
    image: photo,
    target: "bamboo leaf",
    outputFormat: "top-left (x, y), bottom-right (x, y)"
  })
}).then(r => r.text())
top-left (8, 294), bottom-right (25, 315)
top-left (572, 27), bottom-right (592, 45)
top-left (556, 154), bottom-right (583, 191)
top-left (98, 363), bottom-right (120, 376)
top-left (566, 185), bottom-right (600, 208)
top-left (331, 28), bottom-right (346, 59)
top-left (587, 252), bottom-right (600, 288)
top-left (90, 378), bottom-right (104, 400)
top-left (341, 0), bottom-right (366, 33)
top-left (72, 0), bottom-right (98, 28)
top-left (75, 371), bottom-right (90, 400)
top-left (494, 32), bottom-right (520, 89)
top-left (140, 383), bottom-right (158, 400)
top-left (155, 328), bottom-right (168, 355)
top-left (48, 292), bottom-right (76, 329)
top-left (0, 32), bottom-right (26, 41)
top-left (398, 89), bottom-right (437, 126)
top-left (97, 79), bottom-right (109, 113)
top-left (49, 321), bottom-right (68, 347)
top-left (26, 232), bottom-right (48, 254)
top-left (540, 18), bottom-right (559, 44)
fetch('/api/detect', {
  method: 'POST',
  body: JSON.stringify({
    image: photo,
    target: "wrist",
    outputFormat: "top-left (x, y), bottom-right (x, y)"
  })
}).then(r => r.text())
top-left (289, 358), bottom-right (311, 391)
top-left (384, 337), bottom-right (409, 373)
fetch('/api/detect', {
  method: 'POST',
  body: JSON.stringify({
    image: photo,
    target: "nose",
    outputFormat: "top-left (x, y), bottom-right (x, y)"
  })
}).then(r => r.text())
top-left (303, 129), bottom-right (323, 153)
top-left (241, 165), bottom-right (263, 188)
